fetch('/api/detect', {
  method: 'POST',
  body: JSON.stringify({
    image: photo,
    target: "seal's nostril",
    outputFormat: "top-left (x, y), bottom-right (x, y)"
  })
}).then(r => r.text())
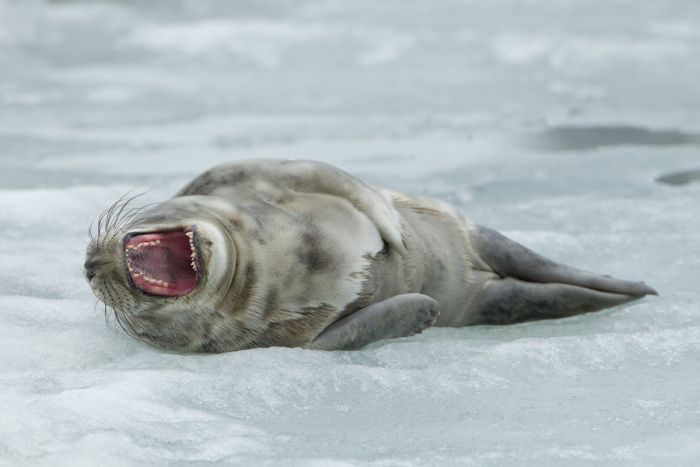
top-left (84, 259), bottom-right (99, 280)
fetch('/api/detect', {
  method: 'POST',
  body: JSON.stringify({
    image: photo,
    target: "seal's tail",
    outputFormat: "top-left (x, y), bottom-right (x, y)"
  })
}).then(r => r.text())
top-left (469, 226), bottom-right (657, 325)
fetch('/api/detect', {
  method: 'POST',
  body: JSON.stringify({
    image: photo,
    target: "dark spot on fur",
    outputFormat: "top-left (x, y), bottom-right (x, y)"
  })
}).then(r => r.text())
top-left (200, 341), bottom-right (219, 353)
top-left (297, 230), bottom-right (334, 273)
top-left (136, 214), bottom-right (170, 225)
top-left (199, 319), bottom-right (214, 350)
top-left (223, 170), bottom-right (249, 185)
top-left (250, 227), bottom-right (268, 246)
top-left (180, 169), bottom-right (250, 196)
top-left (225, 261), bottom-right (257, 318)
top-left (261, 288), bottom-right (279, 320)
top-left (245, 262), bottom-right (257, 284)
top-left (378, 241), bottom-right (391, 256)
top-left (228, 218), bottom-right (243, 231)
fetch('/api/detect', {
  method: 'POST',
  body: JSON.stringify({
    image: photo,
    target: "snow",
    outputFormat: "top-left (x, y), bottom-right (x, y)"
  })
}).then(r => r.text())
top-left (1, 0), bottom-right (699, 465)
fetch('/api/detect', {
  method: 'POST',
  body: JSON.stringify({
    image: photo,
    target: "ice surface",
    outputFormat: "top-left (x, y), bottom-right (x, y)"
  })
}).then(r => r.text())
top-left (1, 0), bottom-right (699, 465)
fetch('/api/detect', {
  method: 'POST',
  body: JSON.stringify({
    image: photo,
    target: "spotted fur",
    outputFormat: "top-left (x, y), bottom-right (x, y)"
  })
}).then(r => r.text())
top-left (85, 159), bottom-right (656, 352)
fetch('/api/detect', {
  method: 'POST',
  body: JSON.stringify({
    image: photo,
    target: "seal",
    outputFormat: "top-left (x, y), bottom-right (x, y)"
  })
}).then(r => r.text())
top-left (84, 159), bottom-right (657, 352)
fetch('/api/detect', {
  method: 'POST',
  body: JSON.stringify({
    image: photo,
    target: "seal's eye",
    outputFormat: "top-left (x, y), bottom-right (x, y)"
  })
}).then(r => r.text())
top-left (124, 230), bottom-right (198, 297)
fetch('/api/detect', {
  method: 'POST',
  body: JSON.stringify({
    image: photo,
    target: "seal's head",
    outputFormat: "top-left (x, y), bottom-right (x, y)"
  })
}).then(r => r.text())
top-left (84, 196), bottom-right (236, 352)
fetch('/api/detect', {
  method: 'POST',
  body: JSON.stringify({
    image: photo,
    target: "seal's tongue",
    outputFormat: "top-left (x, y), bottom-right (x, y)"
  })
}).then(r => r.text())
top-left (125, 231), bottom-right (197, 297)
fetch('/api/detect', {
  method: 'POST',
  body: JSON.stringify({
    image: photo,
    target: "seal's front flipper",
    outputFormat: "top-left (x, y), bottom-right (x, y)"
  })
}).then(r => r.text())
top-left (305, 294), bottom-right (439, 350)
top-left (471, 226), bottom-right (657, 325)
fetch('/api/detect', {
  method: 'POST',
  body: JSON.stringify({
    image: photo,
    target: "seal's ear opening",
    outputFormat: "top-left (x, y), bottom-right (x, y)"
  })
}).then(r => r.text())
top-left (124, 230), bottom-right (198, 297)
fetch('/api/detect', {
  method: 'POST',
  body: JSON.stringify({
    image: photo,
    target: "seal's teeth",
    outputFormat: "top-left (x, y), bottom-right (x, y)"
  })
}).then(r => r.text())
top-left (137, 275), bottom-right (169, 287)
top-left (127, 240), bottom-right (162, 252)
top-left (185, 232), bottom-right (194, 239)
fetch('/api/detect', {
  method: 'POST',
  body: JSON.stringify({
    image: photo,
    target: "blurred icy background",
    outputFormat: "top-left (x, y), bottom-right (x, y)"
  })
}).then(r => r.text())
top-left (1, 0), bottom-right (699, 465)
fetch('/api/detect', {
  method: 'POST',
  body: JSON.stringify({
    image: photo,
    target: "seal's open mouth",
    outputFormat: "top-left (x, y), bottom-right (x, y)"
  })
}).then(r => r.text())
top-left (124, 229), bottom-right (198, 297)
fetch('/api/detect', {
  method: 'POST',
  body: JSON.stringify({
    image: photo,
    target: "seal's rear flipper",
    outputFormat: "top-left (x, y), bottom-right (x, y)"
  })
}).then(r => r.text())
top-left (470, 226), bottom-right (657, 324)
top-left (305, 294), bottom-right (439, 350)
top-left (475, 278), bottom-right (643, 324)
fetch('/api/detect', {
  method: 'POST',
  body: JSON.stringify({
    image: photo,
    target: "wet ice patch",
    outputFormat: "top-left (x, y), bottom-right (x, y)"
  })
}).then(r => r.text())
top-left (656, 168), bottom-right (700, 186)
top-left (521, 125), bottom-right (700, 152)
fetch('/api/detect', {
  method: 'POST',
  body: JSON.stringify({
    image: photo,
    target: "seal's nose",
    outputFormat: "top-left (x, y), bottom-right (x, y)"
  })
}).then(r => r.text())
top-left (84, 259), bottom-right (99, 280)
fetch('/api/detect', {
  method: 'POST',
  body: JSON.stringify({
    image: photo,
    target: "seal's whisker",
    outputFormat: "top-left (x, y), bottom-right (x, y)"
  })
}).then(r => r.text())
top-left (103, 302), bottom-right (113, 328)
top-left (96, 195), bottom-right (123, 246)
top-left (100, 192), bottom-right (125, 234)
top-left (107, 192), bottom-right (137, 233)
top-left (109, 190), bottom-right (151, 231)
top-left (115, 203), bottom-right (159, 232)
top-left (96, 205), bottom-right (109, 238)
top-left (103, 193), bottom-right (135, 235)
top-left (96, 190), bottom-right (150, 250)
top-left (103, 282), bottom-right (139, 340)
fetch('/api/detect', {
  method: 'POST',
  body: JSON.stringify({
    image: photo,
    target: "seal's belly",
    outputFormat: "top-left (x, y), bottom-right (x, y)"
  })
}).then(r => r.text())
top-left (393, 199), bottom-right (489, 327)
top-left (344, 189), bottom-right (496, 328)
top-left (214, 189), bottom-right (387, 347)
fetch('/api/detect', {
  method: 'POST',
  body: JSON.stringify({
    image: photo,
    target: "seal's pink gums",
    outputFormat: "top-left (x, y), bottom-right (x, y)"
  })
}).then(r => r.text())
top-left (125, 231), bottom-right (197, 297)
